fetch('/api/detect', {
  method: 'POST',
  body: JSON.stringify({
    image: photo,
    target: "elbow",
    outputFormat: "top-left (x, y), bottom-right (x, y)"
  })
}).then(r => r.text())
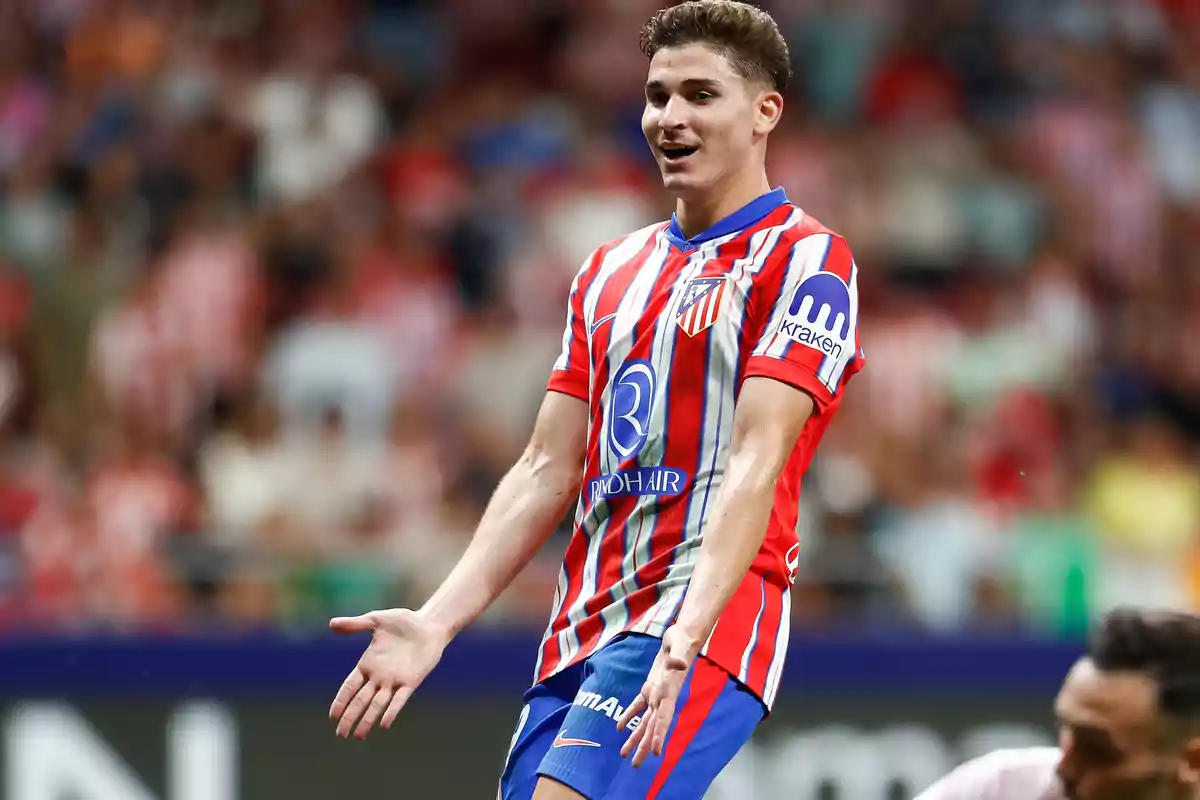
top-left (724, 448), bottom-right (785, 499)
top-left (519, 442), bottom-right (583, 498)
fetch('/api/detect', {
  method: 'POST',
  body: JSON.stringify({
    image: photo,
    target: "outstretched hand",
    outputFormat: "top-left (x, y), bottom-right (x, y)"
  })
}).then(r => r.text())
top-left (616, 626), bottom-right (696, 767)
top-left (328, 608), bottom-right (450, 740)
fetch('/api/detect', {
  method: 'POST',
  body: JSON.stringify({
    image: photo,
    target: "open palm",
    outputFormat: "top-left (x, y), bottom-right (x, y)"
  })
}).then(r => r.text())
top-left (328, 608), bottom-right (450, 739)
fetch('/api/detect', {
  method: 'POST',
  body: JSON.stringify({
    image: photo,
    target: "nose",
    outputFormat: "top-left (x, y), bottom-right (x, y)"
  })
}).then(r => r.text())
top-left (658, 96), bottom-right (688, 131)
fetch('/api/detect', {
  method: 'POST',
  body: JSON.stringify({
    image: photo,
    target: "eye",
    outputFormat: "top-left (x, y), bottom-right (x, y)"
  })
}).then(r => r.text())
top-left (693, 91), bottom-right (715, 103)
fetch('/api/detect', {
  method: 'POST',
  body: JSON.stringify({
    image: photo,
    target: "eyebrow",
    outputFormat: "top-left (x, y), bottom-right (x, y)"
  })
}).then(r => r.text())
top-left (644, 78), bottom-right (724, 93)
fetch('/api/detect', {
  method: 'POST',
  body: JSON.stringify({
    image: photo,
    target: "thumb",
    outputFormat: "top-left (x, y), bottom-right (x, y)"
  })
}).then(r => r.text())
top-left (329, 613), bottom-right (375, 634)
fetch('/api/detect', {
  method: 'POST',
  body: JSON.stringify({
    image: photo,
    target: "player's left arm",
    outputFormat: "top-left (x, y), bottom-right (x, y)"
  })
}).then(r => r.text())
top-left (669, 376), bottom-right (813, 652)
top-left (673, 231), bottom-right (862, 650)
top-left (619, 379), bottom-right (813, 766)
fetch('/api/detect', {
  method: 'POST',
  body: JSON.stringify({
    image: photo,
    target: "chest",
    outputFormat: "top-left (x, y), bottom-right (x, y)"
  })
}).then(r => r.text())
top-left (582, 241), bottom-right (772, 380)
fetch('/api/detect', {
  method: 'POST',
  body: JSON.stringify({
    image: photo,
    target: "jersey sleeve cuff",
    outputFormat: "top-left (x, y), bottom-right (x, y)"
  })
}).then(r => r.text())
top-left (547, 371), bottom-right (589, 402)
top-left (741, 357), bottom-right (834, 413)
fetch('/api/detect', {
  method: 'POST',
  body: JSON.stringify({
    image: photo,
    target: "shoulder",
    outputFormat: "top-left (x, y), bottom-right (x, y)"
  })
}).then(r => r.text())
top-left (915, 748), bottom-right (1062, 799)
top-left (753, 208), bottom-right (857, 286)
top-left (574, 221), bottom-right (671, 282)
top-left (772, 208), bottom-right (852, 254)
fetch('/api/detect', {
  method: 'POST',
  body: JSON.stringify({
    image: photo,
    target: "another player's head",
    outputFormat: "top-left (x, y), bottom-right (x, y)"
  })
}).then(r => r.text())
top-left (1055, 608), bottom-right (1200, 800)
top-left (639, 1), bottom-right (790, 203)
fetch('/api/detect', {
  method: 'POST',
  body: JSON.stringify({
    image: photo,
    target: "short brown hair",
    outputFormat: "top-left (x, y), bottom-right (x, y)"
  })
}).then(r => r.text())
top-left (639, 1), bottom-right (792, 94)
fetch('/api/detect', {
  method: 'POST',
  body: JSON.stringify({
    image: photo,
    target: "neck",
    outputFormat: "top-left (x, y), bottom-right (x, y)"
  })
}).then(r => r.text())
top-left (674, 166), bottom-right (772, 239)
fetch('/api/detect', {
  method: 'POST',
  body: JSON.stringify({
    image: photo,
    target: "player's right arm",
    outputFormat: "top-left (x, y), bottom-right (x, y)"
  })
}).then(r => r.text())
top-left (328, 253), bottom-right (596, 741)
top-left (327, 390), bottom-right (587, 740)
top-left (417, 245), bottom-right (596, 637)
top-left (420, 246), bottom-right (600, 632)
top-left (420, 390), bottom-right (587, 636)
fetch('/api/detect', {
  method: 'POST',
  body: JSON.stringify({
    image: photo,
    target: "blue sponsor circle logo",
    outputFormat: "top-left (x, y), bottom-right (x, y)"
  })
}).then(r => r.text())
top-left (608, 359), bottom-right (655, 460)
top-left (592, 359), bottom-right (688, 503)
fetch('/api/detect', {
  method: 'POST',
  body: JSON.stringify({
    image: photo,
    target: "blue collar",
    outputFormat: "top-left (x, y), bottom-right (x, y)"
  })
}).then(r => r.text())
top-left (665, 187), bottom-right (791, 251)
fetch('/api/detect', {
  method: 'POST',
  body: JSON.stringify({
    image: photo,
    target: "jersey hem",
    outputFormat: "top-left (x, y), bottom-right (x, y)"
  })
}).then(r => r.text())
top-left (535, 618), bottom-right (775, 714)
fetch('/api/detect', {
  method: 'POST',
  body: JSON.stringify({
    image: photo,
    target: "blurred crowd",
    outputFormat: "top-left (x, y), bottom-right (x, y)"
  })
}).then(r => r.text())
top-left (0, 0), bottom-right (1198, 637)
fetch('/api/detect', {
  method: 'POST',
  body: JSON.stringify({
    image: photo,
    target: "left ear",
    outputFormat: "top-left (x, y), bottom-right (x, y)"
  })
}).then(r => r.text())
top-left (1177, 736), bottom-right (1200, 783)
top-left (753, 91), bottom-right (784, 137)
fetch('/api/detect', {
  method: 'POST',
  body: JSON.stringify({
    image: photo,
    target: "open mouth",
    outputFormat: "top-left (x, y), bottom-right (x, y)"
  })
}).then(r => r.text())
top-left (660, 145), bottom-right (699, 163)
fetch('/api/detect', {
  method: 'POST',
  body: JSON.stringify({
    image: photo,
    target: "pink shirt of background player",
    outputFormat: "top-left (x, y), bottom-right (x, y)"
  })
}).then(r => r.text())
top-left (915, 748), bottom-right (1064, 800)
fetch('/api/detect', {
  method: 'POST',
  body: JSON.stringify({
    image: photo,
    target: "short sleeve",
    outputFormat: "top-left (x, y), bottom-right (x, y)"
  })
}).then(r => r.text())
top-left (546, 257), bottom-right (592, 402)
top-left (743, 233), bottom-right (863, 412)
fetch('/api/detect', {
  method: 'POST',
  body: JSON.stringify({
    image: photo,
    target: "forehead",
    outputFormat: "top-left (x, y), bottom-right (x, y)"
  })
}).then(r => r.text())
top-left (1056, 659), bottom-right (1159, 731)
top-left (646, 42), bottom-right (744, 87)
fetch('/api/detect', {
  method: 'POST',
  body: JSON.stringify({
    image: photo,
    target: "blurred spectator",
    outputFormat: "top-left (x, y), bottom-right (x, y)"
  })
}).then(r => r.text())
top-left (1085, 415), bottom-right (1200, 612)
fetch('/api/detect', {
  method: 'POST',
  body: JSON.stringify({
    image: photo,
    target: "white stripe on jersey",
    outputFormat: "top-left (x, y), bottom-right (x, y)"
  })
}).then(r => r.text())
top-left (817, 260), bottom-right (858, 393)
top-left (552, 270), bottom-right (584, 375)
top-left (756, 232), bottom-right (835, 361)
top-left (763, 586), bottom-right (791, 708)
top-left (737, 579), bottom-right (766, 682)
top-left (639, 210), bottom-right (805, 639)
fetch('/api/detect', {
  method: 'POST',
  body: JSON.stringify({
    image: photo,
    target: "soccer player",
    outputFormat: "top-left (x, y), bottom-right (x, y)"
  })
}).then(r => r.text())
top-left (915, 608), bottom-right (1200, 800)
top-left (328, 2), bottom-right (864, 797)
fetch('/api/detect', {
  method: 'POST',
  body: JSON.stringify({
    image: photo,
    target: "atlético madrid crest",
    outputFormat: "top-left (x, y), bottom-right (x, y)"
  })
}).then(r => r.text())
top-left (675, 276), bottom-right (729, 337)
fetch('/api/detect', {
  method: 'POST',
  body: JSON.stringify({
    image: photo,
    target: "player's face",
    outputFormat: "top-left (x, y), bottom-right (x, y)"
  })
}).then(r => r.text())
top-left (641, 43), bottom-right (781, 200)
top-left (1054, 659), bottom-right (1199, 800)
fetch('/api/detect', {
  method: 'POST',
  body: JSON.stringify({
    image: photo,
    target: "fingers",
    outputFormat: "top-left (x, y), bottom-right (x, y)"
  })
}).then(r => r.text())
top-left (620, 708), bottom-right (649, 759)
top-left (632, 708), bottom-right (658, 767)
top-left (329, 668), bottom-right (366, 721)
top-left (354, 685), bottom-right (394, 740)
top-left (616, 693), bottom-right (646, 731)
top-left (380, 686), bottom-right (414, 730)
top-left (329, 613), bottom-right (375, 634)
top-left (336, 682), bottom-right (376, 739)
top-left (650, 696), bottom-right (676, 757)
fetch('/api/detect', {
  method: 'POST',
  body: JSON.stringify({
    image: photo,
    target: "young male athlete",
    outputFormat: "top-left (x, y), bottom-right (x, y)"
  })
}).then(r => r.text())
top-left (916, 608), bottom-right (1200, 800)
top-left (328, 2), bottom-right (864, 797)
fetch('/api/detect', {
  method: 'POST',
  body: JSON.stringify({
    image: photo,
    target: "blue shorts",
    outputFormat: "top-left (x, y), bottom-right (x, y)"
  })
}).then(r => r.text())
top-left (498, 633), bottom-right (764, 800)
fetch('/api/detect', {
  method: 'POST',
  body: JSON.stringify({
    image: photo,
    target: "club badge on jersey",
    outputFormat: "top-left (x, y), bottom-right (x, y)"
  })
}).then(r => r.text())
top-left (675, 276), bottom-right (729, 337)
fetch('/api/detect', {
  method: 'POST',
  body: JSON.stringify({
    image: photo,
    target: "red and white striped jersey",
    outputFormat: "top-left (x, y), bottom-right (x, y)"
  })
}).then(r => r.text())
top-left (536, 188), bottom-right (864, 709)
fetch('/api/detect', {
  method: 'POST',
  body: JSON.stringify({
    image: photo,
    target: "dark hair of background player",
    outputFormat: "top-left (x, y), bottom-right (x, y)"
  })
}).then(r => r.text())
top-left (1090, 607), bottom-right (1200, 728)
top-left (639, 0), bottom-right (793, 94)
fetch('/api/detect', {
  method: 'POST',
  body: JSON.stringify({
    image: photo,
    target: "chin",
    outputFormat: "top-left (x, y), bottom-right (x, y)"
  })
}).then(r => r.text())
top-left (659, 171), bottom-right (709, 199)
